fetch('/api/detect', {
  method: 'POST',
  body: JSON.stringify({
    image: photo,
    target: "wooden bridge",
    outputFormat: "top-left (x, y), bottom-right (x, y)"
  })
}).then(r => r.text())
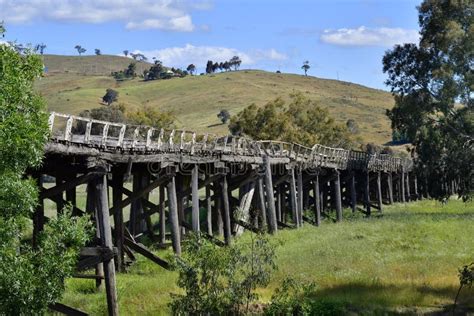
top-left (34, 112), bottom-right (420, 315)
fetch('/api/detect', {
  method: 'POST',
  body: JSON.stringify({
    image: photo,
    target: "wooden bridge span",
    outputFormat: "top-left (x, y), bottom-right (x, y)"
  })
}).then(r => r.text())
top-left (34, 112), bottom-right (419, 315)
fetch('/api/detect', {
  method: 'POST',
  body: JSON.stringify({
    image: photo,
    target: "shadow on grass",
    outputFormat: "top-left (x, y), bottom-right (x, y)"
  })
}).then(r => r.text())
top-left (313, 281), bottom-right (474, 313)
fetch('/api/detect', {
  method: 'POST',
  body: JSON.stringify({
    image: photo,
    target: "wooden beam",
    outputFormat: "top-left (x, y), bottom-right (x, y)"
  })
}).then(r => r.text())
top-left (334, 171), bottom-right (342, 222)
top-left (313, 175), bottom-right (321, 226)
top-left (221, 175), bottom-right (232, 245)
top-left (40, 172), bottom-right (98, 200)
top-left (191, 164), bottom-right (200, 232)
top-left (289, 169), bottom-right (299, 227)
top-left (124, 237), bottom-right (170, 270)
top-left (167, 175), bottom-right (181, 255)
top-left (112, 171), bottom-right (124, 272)
top-left (263, 156), bottom-right (278, 233)
top-left (109, 173), bottom-right (169, 216)
top-left (376, 171), bottom-right (383, 213)
top-left (49, 303), bottom-right (88, 316)
top-left (297, 169), bottom-right (304, 226)
top-left (93, 173), bottom-right (118, 316)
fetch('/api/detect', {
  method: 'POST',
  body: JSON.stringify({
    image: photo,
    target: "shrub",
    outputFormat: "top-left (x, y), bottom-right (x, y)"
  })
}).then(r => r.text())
top-left (169, 232), bottom-right (276, 315)
top-left (265, 277), bottom-right (346, 316)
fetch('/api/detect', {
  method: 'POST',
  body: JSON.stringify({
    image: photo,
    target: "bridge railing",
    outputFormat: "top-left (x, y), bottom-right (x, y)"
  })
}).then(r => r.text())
top-left (48, 112), bottom-right (411, 172)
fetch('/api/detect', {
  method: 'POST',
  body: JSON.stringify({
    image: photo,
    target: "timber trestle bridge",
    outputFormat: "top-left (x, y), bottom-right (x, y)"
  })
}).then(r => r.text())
top-left (34, 112), bottom-right (418, 315)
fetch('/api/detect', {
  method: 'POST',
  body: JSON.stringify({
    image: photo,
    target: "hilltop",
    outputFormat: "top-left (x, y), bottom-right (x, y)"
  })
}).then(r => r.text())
top-left (37, 55), bottom-right (395, 145)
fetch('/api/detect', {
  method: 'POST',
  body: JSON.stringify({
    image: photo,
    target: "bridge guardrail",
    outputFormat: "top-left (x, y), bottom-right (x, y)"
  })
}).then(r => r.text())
top-left (48, 112), bottom-right (411, 172)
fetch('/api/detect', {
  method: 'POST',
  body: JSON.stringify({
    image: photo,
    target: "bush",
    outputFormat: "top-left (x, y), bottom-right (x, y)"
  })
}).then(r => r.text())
top-left (169, 233), bottom-right (276, 315)
top-left (265, 277), bottom-right (346, 316)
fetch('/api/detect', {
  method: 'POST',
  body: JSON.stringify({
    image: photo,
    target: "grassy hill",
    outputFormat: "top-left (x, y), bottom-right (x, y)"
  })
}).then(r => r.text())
top-left (37, 55), bottom-right (395, 145)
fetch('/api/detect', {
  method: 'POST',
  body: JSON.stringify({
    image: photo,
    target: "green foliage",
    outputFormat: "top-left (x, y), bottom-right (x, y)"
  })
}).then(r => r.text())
top-left (126, 105), bottom-right (175, 129)
top-left (301, 61), bottom-right (310, 76)
top-left (383, 0), bottom-right (473, 200)
top-left (102, 88), bottom-right (119, 105)
top-left (112, 62), bottom-right (137, 81)
top-left (265, 277), bottom-right (346, 316)
top-left (169, 233), bottom-right (277, 315)
top-left (0, 210), bottom-right (92, 314)
top-left (0, 25), bottom-right (91, 314)
top-left (217, 109), bottom-right (231, 124)
top-left (229, 92), bottom-right (354, 148)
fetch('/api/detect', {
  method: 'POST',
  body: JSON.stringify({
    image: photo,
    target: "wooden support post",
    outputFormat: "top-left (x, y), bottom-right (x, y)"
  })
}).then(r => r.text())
top-left (167, 175), bottom-right (181, 255)
top-left (191, 165), bottom-right (200, 232)
top-left (406, 172), bottom-right (411, 202)
top-left (350, 172), bottom-right (357, 213)
top-left (276, 184), bottom-right (282, 222)
top-left (206, 186), bottom-right (213, 236)
top-left (401, 171), bottom-right (406, 203)
top-left (263, 156), bottom-right (278, 234)
top-left (257, 177), bottom-right (267, 228)
top-left (313, 174), bottom-right (321, 226)
top-left (176, 175), bottom-right (186, 236)
top-left (297, 169), bottom-right (304, 226)
top-left (93, 173), bottom-right (119, 316)
top-left (289, 169), bottom-right (299, 227)
top-left (65, 174), bottom-right (77, 207)
top-left (414, 175), bottom-right (419, 200)
top-left (221, 175), bottom-right (232, 245)
top-left (159, 186), bottom-right (166, 245)
top-left (33, 175), bottom-right (45, 249)
top-left (86, 182), bottom-right (103, 290)
top-left (376, 171), bottom-right (383, 213)
top-left (365, 171), bottom-right (371, 216)
top-left (235, 181), bottom-right (256, 236)
top-left (387, 172), bottom-right (394, 204)
top-left (112, 171), bottom-right (124, 272)
top-left (334, 171), bottom-right (342, 222)
top-left (55, 175), bottom-right (65, 214)
top-left (215, 181), bottom-right (224, 236)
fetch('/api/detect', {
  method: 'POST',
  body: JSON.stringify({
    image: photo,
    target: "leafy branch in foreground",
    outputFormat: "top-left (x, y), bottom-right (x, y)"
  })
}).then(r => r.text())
top-left (169, 232), bottom-right (276, 315)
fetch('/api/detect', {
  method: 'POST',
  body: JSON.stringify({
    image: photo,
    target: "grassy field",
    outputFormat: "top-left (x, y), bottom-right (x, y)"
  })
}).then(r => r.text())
top-left (37, 55), bottom-right (395, 145)
top-left (56, 199), bottom-right (474, 315)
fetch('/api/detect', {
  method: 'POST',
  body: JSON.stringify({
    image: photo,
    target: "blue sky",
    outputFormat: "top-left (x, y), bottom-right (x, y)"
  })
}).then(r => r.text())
top-left (0, 0), bottom-right (421, 90)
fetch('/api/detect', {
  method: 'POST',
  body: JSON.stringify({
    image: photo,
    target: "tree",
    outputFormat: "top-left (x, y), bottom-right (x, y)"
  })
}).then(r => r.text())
top-left (124, 62), bottom-right (137, 78)
top-left (34, 43), bottom-right (46, 55)
top-left (102, 88), bottom-right (119, 105)
top-left (229, 56), bottom-right (242, 70)
top-left (76, 105), bottom-right (126, 134)
top-left (74, 45), bottom-right (86, 55)
top-left (187, 64), bottom-right (196, 75)
top-left (126, 106), bottom-right (175, 129)
top-left (229, 92), bottom-right (354, 148)
top-left (206, 60), bottom-right (214, 74)
top-left (301, 60), bottom-right (310, 76)
top-left (217, 109), bottom-right (231, 124)
top-left (346, 119), bottom-right (359, 134)
top-left (94, 48), bottom-right (101, 55)
top-left (145, 61), bottom-right (163, 81)
top-left (212, 62), bottom-right (219, 73)
top-left (0, 24), bottom-right (90, 314)
top-left (223, 61), bottom-right (231, 72)
top-left (123, 50), bottom-right (129, 57)
top-left (130, 53), bottom-right (147, 62)
top-left (382, 0), bottom-right (473, 200)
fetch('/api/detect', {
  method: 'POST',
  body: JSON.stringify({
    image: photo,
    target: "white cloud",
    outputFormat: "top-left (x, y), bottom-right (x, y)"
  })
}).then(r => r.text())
top-left (133, 44), bottom-right (287, 68)
top-left (320, 26), bottom-right (419, 47)
top-left (126, 15), bottom-right (194, 31)
top-left (0, 0), bottom-right (209, 32)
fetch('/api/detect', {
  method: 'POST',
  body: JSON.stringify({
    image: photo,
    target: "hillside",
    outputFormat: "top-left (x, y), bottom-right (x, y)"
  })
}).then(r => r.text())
top-left (42, 54), bottom-right (152, 75)
top-left (37, 55), bottom-right (395, 145)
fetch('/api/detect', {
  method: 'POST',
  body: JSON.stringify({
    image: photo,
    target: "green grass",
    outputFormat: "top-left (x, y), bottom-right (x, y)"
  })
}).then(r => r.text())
top-left (37, 55), bottom-right (396, 145)
top-left (57, 199), bottom-right (474, 315)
